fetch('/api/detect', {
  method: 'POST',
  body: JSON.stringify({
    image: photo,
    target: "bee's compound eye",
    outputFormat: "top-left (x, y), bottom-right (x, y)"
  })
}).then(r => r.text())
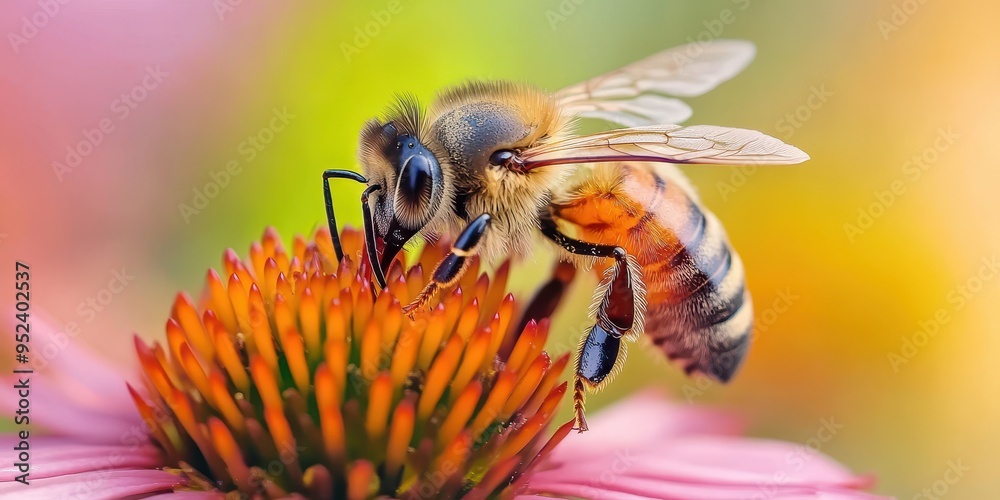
top-left (392, 143), bottom-right (442, 230)
top-left (400, 154), bottom-right (433, 200)
top-left (488, 149), bottom-right (515, 167)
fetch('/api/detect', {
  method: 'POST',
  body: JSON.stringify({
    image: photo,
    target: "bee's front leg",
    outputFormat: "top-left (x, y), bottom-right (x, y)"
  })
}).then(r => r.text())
top-left (402, 214), bottom-right (492, 314)
top-left (540, 217), bottom-right (645, 432)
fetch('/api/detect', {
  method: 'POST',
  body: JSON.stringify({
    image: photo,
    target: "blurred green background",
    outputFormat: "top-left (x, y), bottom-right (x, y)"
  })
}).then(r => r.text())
top-left (3, 0), bottom-right (998, 497)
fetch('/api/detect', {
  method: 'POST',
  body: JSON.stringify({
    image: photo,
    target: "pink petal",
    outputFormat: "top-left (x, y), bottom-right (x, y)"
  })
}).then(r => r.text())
top-left (0, 436), bottom-right (163, 482)
top-left (655, 437), bottom-right (872, 487)
top-left (530, 476), bottom-right (886, 500)
top-left (526, 393), bottom-right (886, 499)
top-left (536, 437), bottom-right (871, 489)
top-left (0, 312), bottom-right (142, 442)
top-left (545, 389), bottom-right (742, 464)
top-left (4, 311), bottom-right (138, 393)
top-left (523, 480), bottom-right (663, 500)
top-left (0, 374), bottom-right (141, 443)
top-left (0, 468), bottom-right (183, 499)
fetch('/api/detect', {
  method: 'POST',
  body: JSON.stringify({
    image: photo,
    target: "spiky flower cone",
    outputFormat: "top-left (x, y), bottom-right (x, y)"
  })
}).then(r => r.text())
top-left (129, 227), bottom-right (572, 499)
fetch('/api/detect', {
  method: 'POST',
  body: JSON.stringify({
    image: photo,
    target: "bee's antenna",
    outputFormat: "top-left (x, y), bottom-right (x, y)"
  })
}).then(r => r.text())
top-left (322, 169), bottom-right (367, 261)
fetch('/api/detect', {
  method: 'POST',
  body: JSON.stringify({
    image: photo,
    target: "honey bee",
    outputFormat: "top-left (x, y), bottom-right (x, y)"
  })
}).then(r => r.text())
top-left (323, 40), bottom-right (808, 431)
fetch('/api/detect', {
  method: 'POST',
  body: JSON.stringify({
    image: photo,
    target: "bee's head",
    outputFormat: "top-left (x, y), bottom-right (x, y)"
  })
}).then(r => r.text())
top-left (358, 100), bottom-right (450, 274)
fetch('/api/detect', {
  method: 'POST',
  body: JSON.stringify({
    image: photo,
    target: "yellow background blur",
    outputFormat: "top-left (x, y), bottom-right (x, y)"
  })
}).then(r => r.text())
top-left (2, 1), bottom-right (998, 497)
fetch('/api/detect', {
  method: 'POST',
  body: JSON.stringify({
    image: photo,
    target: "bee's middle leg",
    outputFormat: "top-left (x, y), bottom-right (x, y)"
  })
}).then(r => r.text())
top-left (540, 218), bottom-right (645, 432)
top-left (402, 213), bottom-right (492, 315)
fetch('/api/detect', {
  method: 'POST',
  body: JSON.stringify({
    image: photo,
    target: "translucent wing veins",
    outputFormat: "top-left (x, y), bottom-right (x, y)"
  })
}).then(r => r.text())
top-left (520, 125), bottom-right (809, 168)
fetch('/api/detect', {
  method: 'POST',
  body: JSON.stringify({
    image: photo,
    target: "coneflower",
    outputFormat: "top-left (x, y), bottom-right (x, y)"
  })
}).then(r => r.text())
top-left (129, 227), bottom-right (570, 498)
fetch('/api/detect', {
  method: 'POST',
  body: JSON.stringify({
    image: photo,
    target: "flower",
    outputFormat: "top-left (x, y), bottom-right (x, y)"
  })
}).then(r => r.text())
top-left (0, 228), bottom-right (886, 499)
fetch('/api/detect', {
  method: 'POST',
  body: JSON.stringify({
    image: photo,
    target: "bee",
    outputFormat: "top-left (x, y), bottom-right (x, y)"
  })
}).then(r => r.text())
top-left (323, 40), bottom-right (808, 431)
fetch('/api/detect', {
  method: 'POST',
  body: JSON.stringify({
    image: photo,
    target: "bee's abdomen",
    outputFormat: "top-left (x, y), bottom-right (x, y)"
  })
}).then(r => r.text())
top-left (642, 208), bottom-right (753, 382)
top-left (552, 163), bottom-right (753, 382)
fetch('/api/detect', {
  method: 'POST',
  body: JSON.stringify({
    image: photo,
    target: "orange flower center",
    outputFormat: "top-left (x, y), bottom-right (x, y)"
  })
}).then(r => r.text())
top-left (128, 227), bottom-right (571, 499)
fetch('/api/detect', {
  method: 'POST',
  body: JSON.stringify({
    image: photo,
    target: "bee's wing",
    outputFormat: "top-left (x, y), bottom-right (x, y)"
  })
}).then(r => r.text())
top-left (555, 40), bottom-right (756, 127)
top-left (518, 124), bottom-right (809, 168)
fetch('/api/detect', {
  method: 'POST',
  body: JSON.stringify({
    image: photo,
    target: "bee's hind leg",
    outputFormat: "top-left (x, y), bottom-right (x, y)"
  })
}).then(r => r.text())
top-left (403, 214), bottom-right (492, 315)
top-left (574, 324), bottom-right (624, 432)
top-left (540, 216), bottom-right (645, 432)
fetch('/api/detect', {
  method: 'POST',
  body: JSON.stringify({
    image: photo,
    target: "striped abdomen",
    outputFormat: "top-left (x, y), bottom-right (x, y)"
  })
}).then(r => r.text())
top-left (551, 162), bottom-right (752, 381)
